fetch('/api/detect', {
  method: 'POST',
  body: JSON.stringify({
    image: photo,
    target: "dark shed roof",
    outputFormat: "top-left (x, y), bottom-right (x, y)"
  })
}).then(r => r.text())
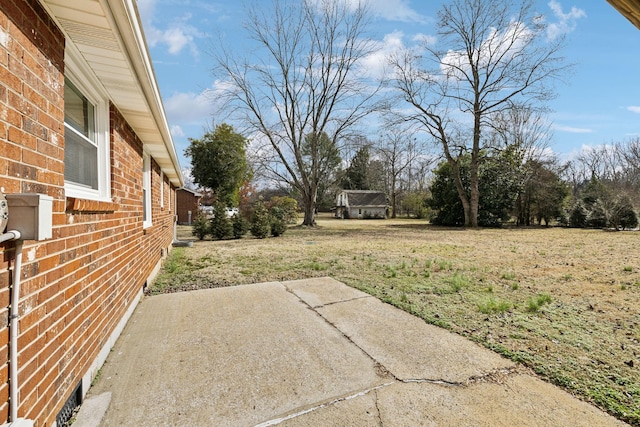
top-left (343, 190), bottom-right (386, 207)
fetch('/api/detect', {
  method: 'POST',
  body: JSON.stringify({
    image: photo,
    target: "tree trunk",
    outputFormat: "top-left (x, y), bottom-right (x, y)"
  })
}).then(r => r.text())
top-left (449, 158), bottom-right (472, 226)
top-left (302, 203), bottom-right (316, 226)
top-left (468, 111), bottom-right (482, 228)
top-left (391, 176), bottom-right (397, 218)
top-left (469, 163), bottom-right (479, 227)
top-left (301, 186), bottom-right (317, 226)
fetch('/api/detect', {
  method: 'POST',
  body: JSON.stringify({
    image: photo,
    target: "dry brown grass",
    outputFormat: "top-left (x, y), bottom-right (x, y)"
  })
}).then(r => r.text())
top-left (152, 213), bottom-right (640, 424)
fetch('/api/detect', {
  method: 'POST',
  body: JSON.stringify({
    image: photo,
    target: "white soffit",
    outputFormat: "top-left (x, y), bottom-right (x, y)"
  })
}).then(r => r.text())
top-left (608, 0), bottom-right (640, 30)
top-left (41, 0), bottom-right (183, 186)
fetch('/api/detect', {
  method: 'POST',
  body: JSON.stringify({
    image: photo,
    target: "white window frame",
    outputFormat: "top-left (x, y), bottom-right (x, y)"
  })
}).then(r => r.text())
top-left (160, 170), bottom-right (164, 208)
top-left (143, 152), bottom-right (152, 228)
top-left (64, 45), bottom-right (111, 201)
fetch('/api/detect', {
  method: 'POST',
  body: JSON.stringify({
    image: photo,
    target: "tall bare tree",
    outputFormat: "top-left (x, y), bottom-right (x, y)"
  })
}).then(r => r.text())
top-left (391, 0), bottom-right (567, 227)
top-left (215, 0), bottom-right (381, 225)
top-left (374, 126), bottom-right (427, 218)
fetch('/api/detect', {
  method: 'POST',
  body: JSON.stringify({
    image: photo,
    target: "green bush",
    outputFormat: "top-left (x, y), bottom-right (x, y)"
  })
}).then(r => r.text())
top-left (568, 201), bottom-right (587, 228)
top-left (267, 196), bottom-right (298, 224)
top-left (192, 214), bottom-right (209, 240)
top-left (250, 202), bottom-right (271, 239)
top-left (612, 196), bottom-right (638, 230)
top-left (269, 206), bottom-right (287, 237)
top-left (231, 214), bottom-right (249, 239)
top-left (270, 217), bottom-right (287, 237)
top-left (210, 202), bottom-right (233, 240)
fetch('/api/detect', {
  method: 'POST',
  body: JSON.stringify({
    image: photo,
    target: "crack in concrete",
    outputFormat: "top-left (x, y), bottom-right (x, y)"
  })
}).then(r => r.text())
top-left (400, 378), bottom-right (463, 386)
top-left (254, 382), bottom-right (396, 427)
top-left (374, 389), bottom-right (384, 427)
top-left (282, 283), bottom-right (398, 381)
top-left (312, 295), bottom-right (374, 309)
top-left (465, 366), bottom-right (528, 385)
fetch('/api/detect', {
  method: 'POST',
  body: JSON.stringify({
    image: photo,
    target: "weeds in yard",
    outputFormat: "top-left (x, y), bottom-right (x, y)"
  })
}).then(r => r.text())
top-left (477, 297), bottom-right (511, 315)
top-left (501, 270), bottom-right (516, 280)
top-left (163, 248), bottom-right (187, 274)
top-left (438, 259), bottom-right (453, 271)
top-left (526, 293), bottom-right (553, 312)
top-left (309, 261), bottom-right (327, 271)
top-left (385, 265), bottom-right (398, 278)
top-left (447, 272), bottom-right (470, 292)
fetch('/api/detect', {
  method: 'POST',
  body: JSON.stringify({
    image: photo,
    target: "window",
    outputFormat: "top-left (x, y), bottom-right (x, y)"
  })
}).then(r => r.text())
top-left (64, 47), bottom-right (110, 200)
top-left (64, 80), bottom-right (97, 189)
top-left (143, 152), bottom-right (152, 228)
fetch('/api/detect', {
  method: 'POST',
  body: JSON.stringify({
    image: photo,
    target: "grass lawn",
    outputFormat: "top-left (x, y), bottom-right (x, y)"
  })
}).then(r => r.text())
top-left (150, 213), bottom-right (640, 425)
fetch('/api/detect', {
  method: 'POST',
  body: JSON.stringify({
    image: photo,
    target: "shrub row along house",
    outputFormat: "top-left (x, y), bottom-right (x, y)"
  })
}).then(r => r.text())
top-left (0, 0), bottom-right (182, 425)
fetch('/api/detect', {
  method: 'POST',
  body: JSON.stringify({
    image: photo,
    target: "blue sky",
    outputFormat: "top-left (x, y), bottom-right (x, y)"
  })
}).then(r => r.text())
top-left (137, 0), bottom-right (640, 172)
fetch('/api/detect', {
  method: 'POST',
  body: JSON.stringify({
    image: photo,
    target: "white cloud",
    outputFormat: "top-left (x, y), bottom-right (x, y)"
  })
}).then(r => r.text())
top-left (553, 124), bottom-right (593, 133)
top-left (311, 0), bottom-right (427, 23)
top-left (171, 125), bottom-right (185, 137)
top-left (545, 1), bottom-right (586, 41)
top-left (164, 90), bottom-right (214, 125)
top-left (366, 0), bottom-right (427, 23)
top-left (164, 80), bottom-right (233, 126)
top-left (627, 106), bottom-right (640, 114)
top-left (441, 21), bottom-right (533, 80)
top-left (359, 31), bottom-right (405, 79)
top-left (412, 33), bottom-right (436, 45)
top-left (138, 0), bottom-right (200, 57)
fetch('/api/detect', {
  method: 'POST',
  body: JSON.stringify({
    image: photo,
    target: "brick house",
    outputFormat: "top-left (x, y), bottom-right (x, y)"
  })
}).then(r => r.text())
top-left (176, 187), bottom-right (202, 225)
top-left (0, 0), bottom-right (182, 425)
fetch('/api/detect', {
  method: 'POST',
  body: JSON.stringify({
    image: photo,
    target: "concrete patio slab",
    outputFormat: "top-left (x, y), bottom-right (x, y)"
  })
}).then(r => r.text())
top-left (316, 295), bottom-right (514, 383)
top-left (81, 277), bottom-right (625, 427)
top-left (87, 281), bottom-right (386, 426)
top-left (375, 375), bottom-right (623, 427)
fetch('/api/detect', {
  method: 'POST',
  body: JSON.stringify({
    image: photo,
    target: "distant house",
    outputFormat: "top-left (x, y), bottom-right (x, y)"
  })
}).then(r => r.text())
top-left (335, 190), bottom-right (387, 219)
top-left (0, 1), bottom-right (182, 425)
top-left (176, 188), bottom-right (203, 224)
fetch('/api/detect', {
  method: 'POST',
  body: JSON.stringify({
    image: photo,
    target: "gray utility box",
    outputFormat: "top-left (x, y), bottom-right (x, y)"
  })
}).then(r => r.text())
top-left (6, 193), bottom-right (53, 241)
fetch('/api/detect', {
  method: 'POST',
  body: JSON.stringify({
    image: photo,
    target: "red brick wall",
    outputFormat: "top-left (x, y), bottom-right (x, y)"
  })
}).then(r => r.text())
top-left (176, 189), bottom-right (201, 224)
top-left (0, 2), bottom-right (176, 425)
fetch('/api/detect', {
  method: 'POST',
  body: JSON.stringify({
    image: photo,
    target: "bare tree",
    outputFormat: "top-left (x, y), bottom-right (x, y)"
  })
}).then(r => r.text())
top-left (390, 0), bottom-right (567, 227)
top-left (214, 0), bottom-right (381, 225)
top-left (373, 126), bottom-right (428, 218)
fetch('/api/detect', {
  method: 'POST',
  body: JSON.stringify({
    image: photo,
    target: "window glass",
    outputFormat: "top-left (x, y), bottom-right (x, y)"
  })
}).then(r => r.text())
top-left (64, 79), bottom-right (98, 189)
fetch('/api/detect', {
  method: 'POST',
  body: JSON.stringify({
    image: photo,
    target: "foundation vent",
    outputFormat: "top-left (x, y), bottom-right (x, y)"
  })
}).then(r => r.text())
top-left (55, 381), bottom-right (82, 427)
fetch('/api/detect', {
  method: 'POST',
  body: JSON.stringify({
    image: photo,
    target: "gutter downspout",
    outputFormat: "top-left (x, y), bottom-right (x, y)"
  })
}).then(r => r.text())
top-left (0, 231), bottom-right (31, 426)
top-left (172, 215), bottom-right (192, 248)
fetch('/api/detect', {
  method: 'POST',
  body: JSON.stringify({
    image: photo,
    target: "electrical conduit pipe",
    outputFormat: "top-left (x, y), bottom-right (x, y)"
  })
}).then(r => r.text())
top-left (0, 231), bottom-right (32, 426)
